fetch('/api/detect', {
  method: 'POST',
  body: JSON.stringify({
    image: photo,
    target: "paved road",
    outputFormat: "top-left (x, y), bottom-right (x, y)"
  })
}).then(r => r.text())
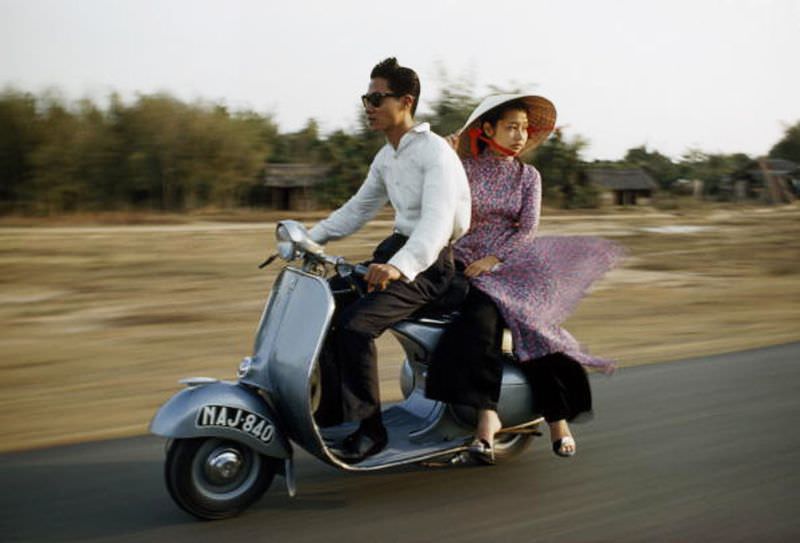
top-left (2, 343), bottom-right (798, 542)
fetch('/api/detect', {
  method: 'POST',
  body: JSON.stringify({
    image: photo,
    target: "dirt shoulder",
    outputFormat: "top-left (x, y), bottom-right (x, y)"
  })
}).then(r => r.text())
top-left (1, 204), bottom-right (798, 452)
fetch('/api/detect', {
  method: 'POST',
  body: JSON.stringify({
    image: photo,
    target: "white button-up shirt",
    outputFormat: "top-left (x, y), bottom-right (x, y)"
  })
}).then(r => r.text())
top-left (309, 123), bottom-right (471, 281)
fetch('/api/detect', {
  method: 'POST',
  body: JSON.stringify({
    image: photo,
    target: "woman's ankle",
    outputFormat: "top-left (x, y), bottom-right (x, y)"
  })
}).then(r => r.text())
top-left (476, 409), bottom-right (502, 442)
top-left (548, 419), bottom-right (572, 441)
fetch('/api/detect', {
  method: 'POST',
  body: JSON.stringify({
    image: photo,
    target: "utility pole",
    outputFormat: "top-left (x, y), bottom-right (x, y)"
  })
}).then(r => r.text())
top-left (758, 157), bottom-right (795, 204)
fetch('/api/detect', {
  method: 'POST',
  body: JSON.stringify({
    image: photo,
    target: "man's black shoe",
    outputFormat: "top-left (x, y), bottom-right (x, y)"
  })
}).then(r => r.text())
top-left (331, 427), bottom-right (388, 464)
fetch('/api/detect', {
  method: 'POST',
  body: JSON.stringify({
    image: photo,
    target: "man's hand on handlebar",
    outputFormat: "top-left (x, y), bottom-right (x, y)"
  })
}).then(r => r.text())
top-left (365, 263), bottom-right (402, 292)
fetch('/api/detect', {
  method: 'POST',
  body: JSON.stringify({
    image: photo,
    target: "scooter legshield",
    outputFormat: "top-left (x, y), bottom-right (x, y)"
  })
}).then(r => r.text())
top-left (149, 381), bottom-right (291, 459)
top-left (241, 267), bottom-right (337, 457)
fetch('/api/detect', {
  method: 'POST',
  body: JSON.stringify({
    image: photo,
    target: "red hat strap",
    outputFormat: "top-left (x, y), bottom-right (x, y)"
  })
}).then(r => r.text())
top-left (467, 127), bottom-right (482, 157)
top-left (466, 126), bottom-right (517, 158)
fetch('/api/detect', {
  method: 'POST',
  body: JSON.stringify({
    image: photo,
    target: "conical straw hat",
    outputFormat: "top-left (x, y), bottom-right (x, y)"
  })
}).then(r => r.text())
top-left (456, 93), bottom-right (557, 159)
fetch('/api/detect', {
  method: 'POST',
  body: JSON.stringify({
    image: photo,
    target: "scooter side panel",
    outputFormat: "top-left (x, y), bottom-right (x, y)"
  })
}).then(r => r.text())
top-left (498, 363), bottom-right (538, 425)
top-left (392, 321), bottom-right (539, 426)
top-left (447, 362), bottom-right (539, 428)
top-left (149, 381), bottom-right (292, 459)
top-left (241, 268), bottom-right (335, 458)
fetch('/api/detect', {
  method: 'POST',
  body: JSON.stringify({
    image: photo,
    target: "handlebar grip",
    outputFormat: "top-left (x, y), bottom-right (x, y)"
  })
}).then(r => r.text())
top-left (353, 264), bottom-right (370, 277)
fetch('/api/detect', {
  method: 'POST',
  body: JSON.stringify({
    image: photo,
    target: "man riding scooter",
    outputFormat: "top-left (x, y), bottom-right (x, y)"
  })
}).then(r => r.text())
top-left (308, 57), bottom-right (470, 462)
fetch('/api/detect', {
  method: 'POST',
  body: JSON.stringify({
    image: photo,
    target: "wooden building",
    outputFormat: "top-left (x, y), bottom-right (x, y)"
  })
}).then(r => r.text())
top-left (263, 163), bottom-right (328, 210)
top-left (583, 168), bottom-right (659, 205)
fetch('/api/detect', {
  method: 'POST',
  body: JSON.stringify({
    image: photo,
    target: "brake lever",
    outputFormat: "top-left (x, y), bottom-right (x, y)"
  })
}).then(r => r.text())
top-left (258, 253), bottom-right (279, 269)
top-left (336, 262), bottom-right (369, 296)
top-left (346, 274), bottom-right (365, 297)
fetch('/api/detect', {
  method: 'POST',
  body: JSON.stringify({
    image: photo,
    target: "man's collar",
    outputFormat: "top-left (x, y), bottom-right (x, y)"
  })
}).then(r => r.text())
top-left (393, 122), bottom-right (430, 151)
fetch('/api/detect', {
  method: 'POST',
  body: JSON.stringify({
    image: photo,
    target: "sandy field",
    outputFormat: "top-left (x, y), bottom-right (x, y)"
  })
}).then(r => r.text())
top-left (1, 204), bottom-right (798, 452)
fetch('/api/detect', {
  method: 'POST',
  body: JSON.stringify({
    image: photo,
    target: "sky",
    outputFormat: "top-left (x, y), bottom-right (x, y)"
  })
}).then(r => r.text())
top-left (1, 0), bottom-right (799, 161)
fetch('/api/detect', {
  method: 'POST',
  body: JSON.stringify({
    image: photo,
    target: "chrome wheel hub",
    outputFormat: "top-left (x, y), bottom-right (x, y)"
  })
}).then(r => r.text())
top-left (204, 448), bottom-right (244, 485)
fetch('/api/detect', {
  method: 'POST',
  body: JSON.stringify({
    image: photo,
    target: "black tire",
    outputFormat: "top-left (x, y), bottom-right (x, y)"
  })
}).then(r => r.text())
top-left (164, 437), bottom-right (279, 520)
top-left (492, 432), bottom-right (534, 463)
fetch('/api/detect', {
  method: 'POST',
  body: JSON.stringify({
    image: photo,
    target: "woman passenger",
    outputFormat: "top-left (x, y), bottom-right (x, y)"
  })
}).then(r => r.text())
top-left (426, 94), bottom-right (624, 463)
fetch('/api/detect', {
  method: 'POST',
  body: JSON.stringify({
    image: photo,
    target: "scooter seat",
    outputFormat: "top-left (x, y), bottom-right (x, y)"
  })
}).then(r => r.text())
top-left (409, 316), bottom-right (514, 354)
top-left (407, 309), bottom-right (460, 325)
top-left (391, 313), bottom-right (515, 365)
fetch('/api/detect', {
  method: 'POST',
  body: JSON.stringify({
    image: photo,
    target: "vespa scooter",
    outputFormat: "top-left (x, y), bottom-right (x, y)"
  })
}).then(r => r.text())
top-left (150, 220), bottom-right (544, 520)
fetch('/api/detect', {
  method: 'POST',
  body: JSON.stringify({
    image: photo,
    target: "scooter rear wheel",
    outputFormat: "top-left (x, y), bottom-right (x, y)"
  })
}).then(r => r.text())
top-left (165, 437), bottom-right (279, 520)
top-left (492, 433), bottom-right (533, 462)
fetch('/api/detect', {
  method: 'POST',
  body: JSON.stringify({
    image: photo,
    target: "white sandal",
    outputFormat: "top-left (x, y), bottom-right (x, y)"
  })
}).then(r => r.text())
top-left (552, 436), bottom-right (576, 457)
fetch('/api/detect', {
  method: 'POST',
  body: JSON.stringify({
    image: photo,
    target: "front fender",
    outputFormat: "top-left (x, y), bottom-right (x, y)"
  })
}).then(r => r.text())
top-left (149, 381), bottom-right (292, 459)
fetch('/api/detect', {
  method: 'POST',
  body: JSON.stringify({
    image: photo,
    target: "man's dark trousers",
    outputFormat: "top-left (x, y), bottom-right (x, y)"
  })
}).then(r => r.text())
top-left (331, 233), bottom-right (454, 423)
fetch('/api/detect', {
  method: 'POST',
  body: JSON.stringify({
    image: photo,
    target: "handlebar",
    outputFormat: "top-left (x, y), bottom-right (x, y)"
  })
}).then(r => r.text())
top-left (333, 261), bottom-right (370, 278)
top-left (260, 220), bottom-right (372, 279)
top-left (259, 247), bottom-right (369, 279)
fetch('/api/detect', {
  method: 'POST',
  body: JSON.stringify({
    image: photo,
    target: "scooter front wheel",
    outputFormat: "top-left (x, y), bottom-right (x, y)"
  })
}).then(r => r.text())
top-left (165, 437), bottom-right (279, 520)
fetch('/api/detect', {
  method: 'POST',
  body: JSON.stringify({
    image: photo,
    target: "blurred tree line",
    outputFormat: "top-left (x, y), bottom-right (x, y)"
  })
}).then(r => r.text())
top-left (0, 90), bottom-right (280, 213)
top-left (2, 85), bottom-right (799, 213)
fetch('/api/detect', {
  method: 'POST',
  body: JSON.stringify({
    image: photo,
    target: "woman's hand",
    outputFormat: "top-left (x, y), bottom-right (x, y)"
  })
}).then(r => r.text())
top-left (464, 255), bottom-right (501, 278)
top-left (445, 132), bottom-right (460, 150)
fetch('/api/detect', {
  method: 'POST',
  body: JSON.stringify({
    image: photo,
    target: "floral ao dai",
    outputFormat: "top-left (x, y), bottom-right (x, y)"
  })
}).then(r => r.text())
top-left (454, 154), bottom-right (624, 372)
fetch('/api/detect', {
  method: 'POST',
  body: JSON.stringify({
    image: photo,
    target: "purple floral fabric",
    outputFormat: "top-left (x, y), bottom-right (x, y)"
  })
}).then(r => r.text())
top-left (454, 154), bottom-right (624, 373)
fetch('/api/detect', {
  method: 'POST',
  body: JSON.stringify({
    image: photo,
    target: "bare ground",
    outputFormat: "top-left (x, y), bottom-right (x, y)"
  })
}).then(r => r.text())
top-left (1, 204), bottom-right (798, 452)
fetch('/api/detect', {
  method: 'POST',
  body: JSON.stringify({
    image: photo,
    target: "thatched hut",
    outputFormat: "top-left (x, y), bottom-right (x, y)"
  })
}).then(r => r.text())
top-left (583, 168), bottom-right (659, 205)
top-left (263, 163), bottom-right (328, 210)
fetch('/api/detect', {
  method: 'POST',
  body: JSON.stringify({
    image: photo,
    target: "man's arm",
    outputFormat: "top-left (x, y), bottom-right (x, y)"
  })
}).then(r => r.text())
top-left (309, 158), bottom-right (389, 244)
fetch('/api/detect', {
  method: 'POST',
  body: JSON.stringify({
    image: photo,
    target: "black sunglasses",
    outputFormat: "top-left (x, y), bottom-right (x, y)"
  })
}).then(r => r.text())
top-left (361, 92), bottom-right (402, 108)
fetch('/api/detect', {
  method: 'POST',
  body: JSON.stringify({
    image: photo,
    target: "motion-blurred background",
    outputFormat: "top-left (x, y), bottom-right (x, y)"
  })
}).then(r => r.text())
top-left (1, 0), bottom-right (798, 452)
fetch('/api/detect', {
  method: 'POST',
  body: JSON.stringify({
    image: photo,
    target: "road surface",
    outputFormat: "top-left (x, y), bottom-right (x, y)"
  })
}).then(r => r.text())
top-left (1, 343), bottom-right (798, 542)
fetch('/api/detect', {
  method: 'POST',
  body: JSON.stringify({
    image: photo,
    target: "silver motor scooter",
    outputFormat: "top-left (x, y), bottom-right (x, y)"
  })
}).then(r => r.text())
top-left (150, 220), bottom-right (544, 520)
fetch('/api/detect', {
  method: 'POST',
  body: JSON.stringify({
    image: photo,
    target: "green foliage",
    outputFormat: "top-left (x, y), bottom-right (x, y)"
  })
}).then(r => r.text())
top-left (421, 69), bottom-right (480, 137)
top-left (0, 90), bottom-right (41, 210)
top-left (528, 129), bottom-right (598, 208)
top-left (769, 121), bottom-right (800, 163)
top-left (269, 118), bottom-right (322, 164)
top-left (677, 149), bottom-right (751, 196)
top-left (28, 97), bottom-right (120, 212)
top-left (624, 145), bottom-right (681, 189)
top-left (113, 95), bottom-right (276, 209)
top-left (0, 89), bottom-right (278, 212)
top-left (315, 120), bottom-right (384, 207)
top-left (0, 82), bottom-right (790, 214)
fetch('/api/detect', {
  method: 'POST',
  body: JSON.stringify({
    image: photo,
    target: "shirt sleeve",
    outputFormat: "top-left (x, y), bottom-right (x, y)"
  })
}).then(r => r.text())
top-left (388, 145), bottom-right (463, 280)
top-left (308, 158), bottom-right (389, 244)
top-left (495, 165), bottom-right (541, 261)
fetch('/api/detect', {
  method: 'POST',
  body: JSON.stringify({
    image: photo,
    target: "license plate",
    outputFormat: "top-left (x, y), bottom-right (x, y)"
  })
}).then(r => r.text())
top-left (196, 405), bottom-right (274, 443)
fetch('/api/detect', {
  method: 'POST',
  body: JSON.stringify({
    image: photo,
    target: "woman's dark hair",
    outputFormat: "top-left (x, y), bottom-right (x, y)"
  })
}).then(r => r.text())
top-left (478, 99), bottom-right (529, 128)
top-left (475, 99), bottom-right (529, 153)
top-left (370, 57), bottom-right (421, 116)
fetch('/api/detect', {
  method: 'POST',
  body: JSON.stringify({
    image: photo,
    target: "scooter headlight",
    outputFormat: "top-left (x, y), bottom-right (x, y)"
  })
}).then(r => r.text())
top-left (277, 240), bottom-right (296, 261)
top-left (276, 224), bottom-right (290, 242)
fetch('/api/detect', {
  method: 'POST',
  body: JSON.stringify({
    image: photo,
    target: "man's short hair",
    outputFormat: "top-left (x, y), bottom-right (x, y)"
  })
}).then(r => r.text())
top-left (370, 57), bottom-right (421, 116)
